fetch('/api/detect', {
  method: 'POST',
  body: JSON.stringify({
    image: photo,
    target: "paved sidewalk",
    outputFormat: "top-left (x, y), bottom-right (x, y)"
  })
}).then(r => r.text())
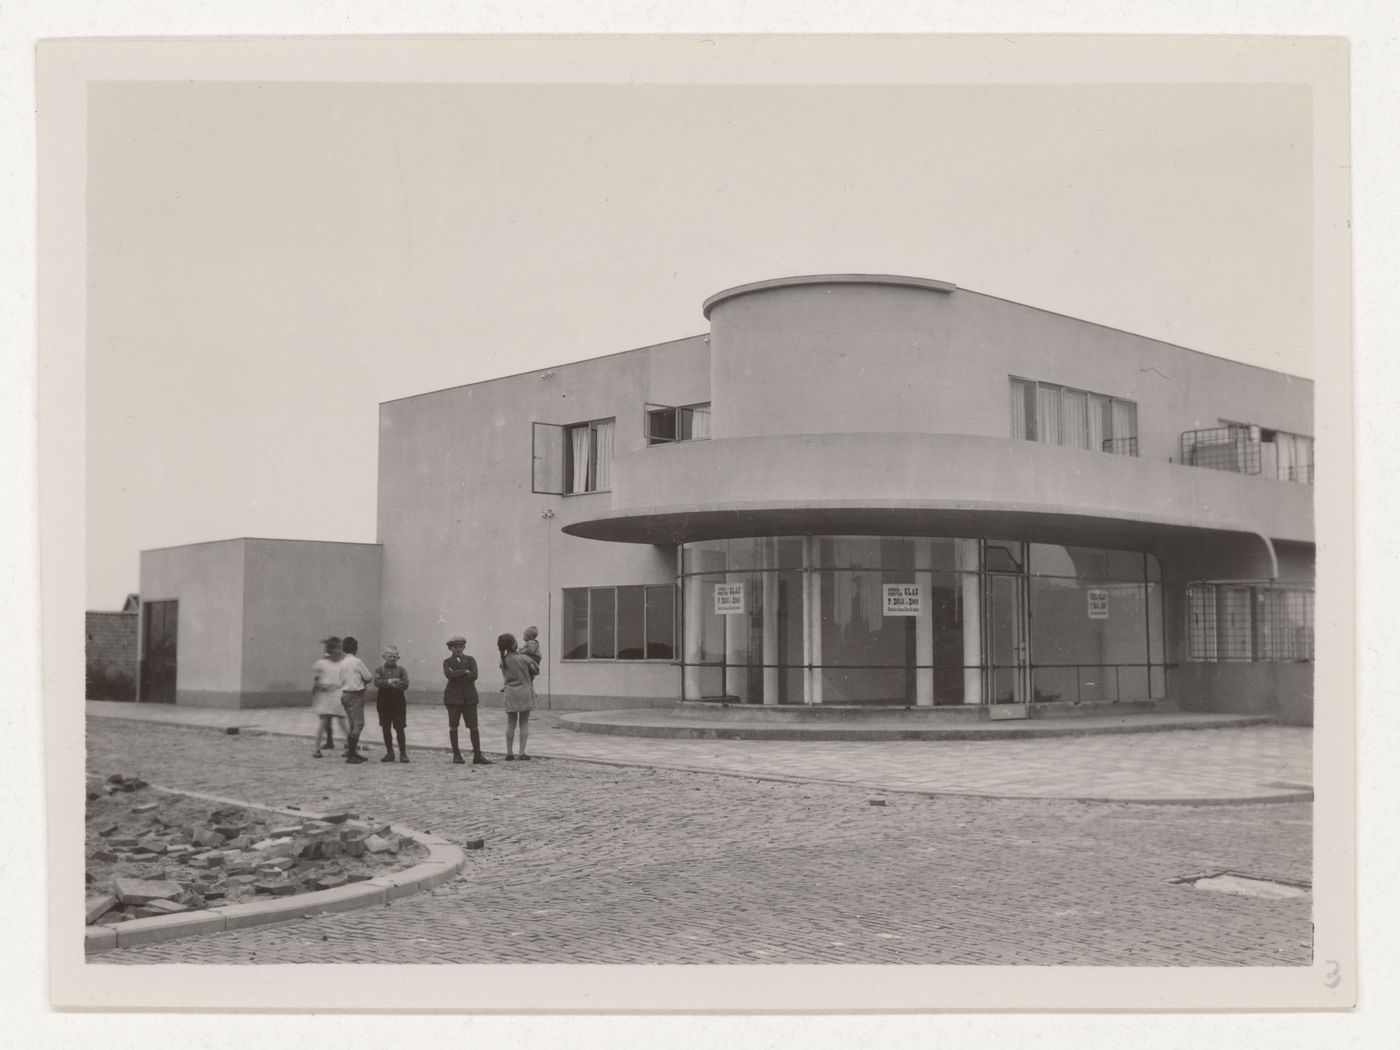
top-left (87, 701), bottom-right (1311, 803)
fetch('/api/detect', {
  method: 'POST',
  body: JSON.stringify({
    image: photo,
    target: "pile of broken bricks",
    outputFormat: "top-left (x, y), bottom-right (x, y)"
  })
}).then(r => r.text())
top-left (86, 776), bottom-right (426, 928)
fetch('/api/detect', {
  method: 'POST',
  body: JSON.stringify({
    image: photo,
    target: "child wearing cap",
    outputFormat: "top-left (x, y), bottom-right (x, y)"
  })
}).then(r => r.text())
top-left (309, 637), bottom-right (347, 758)
top-left (443, 636), bottom-right (491, 766)
top-left (374, 645), bottom-right (411, 762)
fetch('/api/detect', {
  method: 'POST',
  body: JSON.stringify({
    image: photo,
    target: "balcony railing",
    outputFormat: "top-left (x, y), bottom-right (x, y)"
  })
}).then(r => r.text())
top-left (1101, 436), bottom-right (1138, 456)
top-left (1180, 424), bottom-right (1313, 484)
top-left (1284, 462), bottom-right (1314, 485)
top-left (1181, 425), bottom-right (1261, 475)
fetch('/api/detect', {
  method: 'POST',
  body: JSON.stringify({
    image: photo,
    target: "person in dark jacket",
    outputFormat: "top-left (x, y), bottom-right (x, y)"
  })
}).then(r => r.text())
top-left (443, 635), bottom-right (491, 765)
top-left (374, 645), bottom-right (411, 763)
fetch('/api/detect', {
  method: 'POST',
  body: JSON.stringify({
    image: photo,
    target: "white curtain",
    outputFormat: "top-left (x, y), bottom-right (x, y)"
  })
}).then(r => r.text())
top-left (593, 420), bottom-right (614, 490)
top-left (1060, 389), bottom-right (1088, 449)
top-left (1274, 432), bottom-right (1296, 482)
top-left (569, 426), bottom-right (590, 494)
top-left (1295, 435), bottom-right (1314, 484)
top-left (1087, 394), bottom-right (1107, 453)
top-left (831, 571), bottom-right (882, 632)
top-left (691, 404), bottom-right (711, 439)
top-left (1010, 380), bottom-right (1028, 440)
top-left (1036, 385), bottom-right (1060, 445)
top-left (1111, 400), bottom-right (1136, 454)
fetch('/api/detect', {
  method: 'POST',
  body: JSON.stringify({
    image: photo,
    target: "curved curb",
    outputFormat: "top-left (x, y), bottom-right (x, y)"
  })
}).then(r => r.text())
top-left (526, 751), bottom-right (1314, 808)
top-left (558, 711), bottom-right (1274, 742)
top-left (85, 785), bottom-right (466, 956)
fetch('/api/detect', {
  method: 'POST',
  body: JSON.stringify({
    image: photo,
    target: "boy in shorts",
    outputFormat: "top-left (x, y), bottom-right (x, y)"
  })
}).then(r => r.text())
top-left (339, 636), bottom-right (375, 764)
top-left (374, 645), bottom-right (411, 763)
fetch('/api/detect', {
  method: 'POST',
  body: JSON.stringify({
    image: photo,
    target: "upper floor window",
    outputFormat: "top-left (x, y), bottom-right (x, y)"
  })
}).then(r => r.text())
top-left (531, 418), bottom-right (614, 495)
top-left (646, 402), bottom-right (711, 446)
top-left (1010, 377), bottom-right (1138, 456)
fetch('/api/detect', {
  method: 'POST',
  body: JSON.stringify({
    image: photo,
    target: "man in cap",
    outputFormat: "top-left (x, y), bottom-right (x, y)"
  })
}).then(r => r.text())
top-left (443, 636), bottom-right (491, 765)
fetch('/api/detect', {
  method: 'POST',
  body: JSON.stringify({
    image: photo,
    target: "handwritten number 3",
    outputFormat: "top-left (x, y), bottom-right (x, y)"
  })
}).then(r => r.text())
top-left (1324, 960), bottom-right (1340, 988)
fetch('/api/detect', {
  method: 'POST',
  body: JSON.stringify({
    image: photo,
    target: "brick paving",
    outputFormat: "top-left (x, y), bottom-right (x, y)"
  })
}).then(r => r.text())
top-left (86, 701), bottom-right (1312, 803)
top-left (86, 718), bottom-right (1313, 966)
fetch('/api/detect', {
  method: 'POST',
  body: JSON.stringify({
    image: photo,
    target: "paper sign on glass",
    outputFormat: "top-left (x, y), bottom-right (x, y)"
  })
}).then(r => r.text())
top-left (1088, 589), bottom-right (1110, 619)
top-left (884, 583), bottom-right (922, 616)
top-left (714, 583), bottom-right (745, 615)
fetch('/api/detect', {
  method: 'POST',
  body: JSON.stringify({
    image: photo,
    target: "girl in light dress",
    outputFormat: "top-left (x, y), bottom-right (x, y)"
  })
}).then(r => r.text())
top-left (497, 632), bottom-right (538, 761)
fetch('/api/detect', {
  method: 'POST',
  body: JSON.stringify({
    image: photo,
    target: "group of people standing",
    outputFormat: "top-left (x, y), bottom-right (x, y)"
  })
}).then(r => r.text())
top-left (309, 628), bottom-right (541, 765)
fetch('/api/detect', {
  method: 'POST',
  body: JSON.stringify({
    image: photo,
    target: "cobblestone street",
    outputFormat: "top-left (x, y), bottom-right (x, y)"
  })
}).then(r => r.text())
top-left (87, 719), bottom-right (1313, 966)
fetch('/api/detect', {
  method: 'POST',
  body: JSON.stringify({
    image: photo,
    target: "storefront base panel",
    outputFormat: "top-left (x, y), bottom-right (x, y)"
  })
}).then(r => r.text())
top-left (163, 690), bottom-right (309, 710)
top-left (398, 691), bottom-right (678, 713)
top-left (1174, 663), bottom-right (1313, 726)
top-left (482, 693), bottom-right (679, 712)
top-left (672, 699), bottom-right (1174, 722)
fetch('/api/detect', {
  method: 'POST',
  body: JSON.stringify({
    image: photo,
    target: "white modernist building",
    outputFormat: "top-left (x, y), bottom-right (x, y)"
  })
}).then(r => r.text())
top-left (140, 276), bottom-right (1315, 724)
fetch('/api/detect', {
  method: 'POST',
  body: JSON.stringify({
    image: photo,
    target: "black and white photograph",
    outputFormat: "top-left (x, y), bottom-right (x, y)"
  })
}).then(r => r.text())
top-left (26, 27), bottom-right (1370, 1029)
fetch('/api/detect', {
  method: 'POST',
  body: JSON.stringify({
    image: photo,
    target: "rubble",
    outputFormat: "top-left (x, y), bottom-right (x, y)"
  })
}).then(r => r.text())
top-left (135, 899), bottom-right (188, 918)
top-left (85, 894), bottom-right (117, 925)
top-left (113, 877), bottom-right (184, 905)
top-left (86, 775), bottom-right (428, 922)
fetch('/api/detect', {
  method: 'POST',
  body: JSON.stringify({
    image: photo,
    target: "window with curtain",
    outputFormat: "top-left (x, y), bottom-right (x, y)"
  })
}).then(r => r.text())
top-left (1009, 377), bottom-right (1137, 456)
top-left (646, 402), bottom-right (712, 446)
top-left (565, 418), bottom-right (615, 493)
top-left (1263, 428), bottom-right (1314, 485)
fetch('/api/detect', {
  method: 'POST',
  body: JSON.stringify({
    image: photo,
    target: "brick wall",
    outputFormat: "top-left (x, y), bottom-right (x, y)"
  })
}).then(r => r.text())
top-left (86, 611), bottom-right (138, 700)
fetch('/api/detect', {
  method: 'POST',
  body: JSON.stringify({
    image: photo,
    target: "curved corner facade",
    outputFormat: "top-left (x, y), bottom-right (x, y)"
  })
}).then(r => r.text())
top-left (374, 276), bottom-right (1314, 722)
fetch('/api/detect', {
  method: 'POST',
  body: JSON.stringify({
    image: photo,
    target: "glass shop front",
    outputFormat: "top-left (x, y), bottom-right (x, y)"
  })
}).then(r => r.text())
top-left (679, 536), bottom-right (1165, 706)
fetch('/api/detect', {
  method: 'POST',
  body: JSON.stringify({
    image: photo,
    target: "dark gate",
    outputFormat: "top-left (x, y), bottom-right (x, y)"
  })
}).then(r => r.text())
top-left (140, 599), bottom-right (178, 704)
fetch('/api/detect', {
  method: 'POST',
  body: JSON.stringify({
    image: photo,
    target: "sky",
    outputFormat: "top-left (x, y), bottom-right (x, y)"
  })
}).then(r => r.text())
top-left (85, 78), bottom-right (1314, 608)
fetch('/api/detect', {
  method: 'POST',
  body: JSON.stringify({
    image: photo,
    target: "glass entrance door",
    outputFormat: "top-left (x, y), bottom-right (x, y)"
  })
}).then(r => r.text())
top-left (986, 574), bottom-right (1029, 704)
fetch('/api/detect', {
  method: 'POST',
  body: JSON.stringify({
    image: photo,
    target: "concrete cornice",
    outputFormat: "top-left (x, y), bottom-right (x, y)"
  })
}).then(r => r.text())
top-left (701, 274), bottom-right (958, 318)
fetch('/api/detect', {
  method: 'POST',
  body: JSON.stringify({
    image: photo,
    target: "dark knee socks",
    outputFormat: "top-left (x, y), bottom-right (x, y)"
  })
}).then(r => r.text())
top-left (382, 726), bottom-right (394, 754)
top-left (469, 728), bottom-right (483, 757)
top-left (396, 727), bottom-right (406, 752)
top-left (449, 728), bottom-right (461, 758)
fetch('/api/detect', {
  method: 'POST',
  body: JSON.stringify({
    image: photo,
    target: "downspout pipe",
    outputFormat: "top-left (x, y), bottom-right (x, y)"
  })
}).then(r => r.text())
top-left (1253, 532), bottom-right (1280, 581)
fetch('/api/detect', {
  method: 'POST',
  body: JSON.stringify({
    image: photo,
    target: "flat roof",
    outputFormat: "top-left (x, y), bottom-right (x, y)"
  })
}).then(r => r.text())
top-left (387, 275), bottom-right (1311, 406)
top-left (140, 537), bottom-right (382, 555)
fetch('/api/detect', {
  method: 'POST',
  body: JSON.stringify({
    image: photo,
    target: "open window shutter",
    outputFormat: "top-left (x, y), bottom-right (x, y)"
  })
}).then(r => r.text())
top-left (531, 422), bottom-right (567, 494)
top-left (644, 403), bottom-right (675, 444)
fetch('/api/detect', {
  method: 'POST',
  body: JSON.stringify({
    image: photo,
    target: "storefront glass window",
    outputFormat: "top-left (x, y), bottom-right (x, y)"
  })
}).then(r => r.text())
top-left (679, 535), bottom-right (1165, 706)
